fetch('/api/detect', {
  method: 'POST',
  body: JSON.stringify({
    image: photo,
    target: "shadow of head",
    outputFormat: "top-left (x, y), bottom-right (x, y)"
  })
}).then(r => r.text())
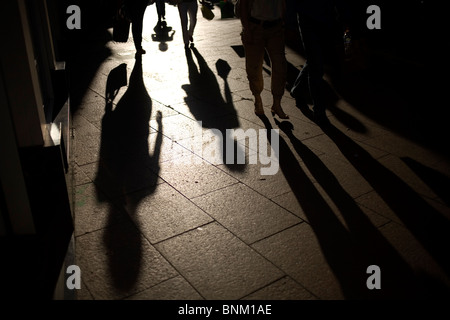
top-left (216, 58), bottom-right (231, 78)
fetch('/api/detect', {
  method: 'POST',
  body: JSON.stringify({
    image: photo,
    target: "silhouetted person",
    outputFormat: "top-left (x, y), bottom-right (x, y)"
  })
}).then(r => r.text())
top-left (156, 0), bottom-right (166, 23)
top-left (290, 0), bottom-right (351, 125)
top-left (125, 0), bottom-right (150, 55)
top-left (97, 56), bottom-right (163, 293)
top-left (178, 0), bottom-right (198, 49)
top-left (238, 0), bottom-right (289, 119)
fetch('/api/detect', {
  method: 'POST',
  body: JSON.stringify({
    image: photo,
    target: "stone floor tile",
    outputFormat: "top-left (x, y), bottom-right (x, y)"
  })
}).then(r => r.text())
top-left (79, 155), bottom-right (164, 200)
top-left (76, 221), bottom-right (178, 300)
top-left (121, 182), bottom-right (214, 244)
top-left (73, 116), bottom-right (102, 166)
top-left (378, 154), bottom-right (442, 200)
top-left (155, 222), bottom-right (285, 300)
top-left (126, 276), bottom-right (203, 300)
top-left (192, 183), bottom-right (302, 244)
top-left (155, 156), bottom-right (239, 199)
top-left (74, 183), bottom-right (128, 236)
top-left (251, 224), bottom-right (345, 300)
top-left (243, 276), bottom-right (316, 300)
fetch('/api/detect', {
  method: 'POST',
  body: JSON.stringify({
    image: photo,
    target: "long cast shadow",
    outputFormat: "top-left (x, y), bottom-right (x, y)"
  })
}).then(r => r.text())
top-left (182, 46), bottom-right (246, 171)
top-left (321, 123), bottom-right (450, 279)
top-left (95, 57), bottom-right (163, 294)
top-left (401, 157), bottom-right (450, 207)
top-left (259, 115), bottom-right (449, 298)
top-left (276, 119), bottom-right (450, 298)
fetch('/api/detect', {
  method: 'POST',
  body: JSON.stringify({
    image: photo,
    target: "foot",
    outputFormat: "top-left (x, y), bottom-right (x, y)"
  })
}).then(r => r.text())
top-left (254, 102), bottom-right (264, 116)
top-left (136, 47), bottom-right (146, 55)
top-left (271, 106), bottom-right (289, 119)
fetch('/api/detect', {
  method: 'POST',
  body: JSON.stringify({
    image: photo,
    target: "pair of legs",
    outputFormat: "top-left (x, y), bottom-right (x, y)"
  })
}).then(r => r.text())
top-left (242, 21), bottom-right (288, 119)
top-left (156, 0), bottom-right (165, 22)
top-left (178, 1), bottom-right (198, 48)
top-left (127, 0), bottom-right (149, 54)
top-left (291, 14), bottom-right (336, 122)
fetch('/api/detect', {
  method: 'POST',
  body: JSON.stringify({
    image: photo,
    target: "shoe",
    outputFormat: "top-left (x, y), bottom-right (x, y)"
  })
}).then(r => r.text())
top-left (254, 102), bottom-right (264, 116)
top-left (136, 48), bottom-right (146, 55)
top-left (271, 106), bottom-right (289, 119)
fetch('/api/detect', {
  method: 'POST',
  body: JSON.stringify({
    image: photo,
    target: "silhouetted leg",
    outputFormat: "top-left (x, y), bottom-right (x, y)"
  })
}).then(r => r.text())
top-left (299, 16), bottom-right (326, 119)
top-left (265, 22), bottom-right (287, 116)
top-left (187, 2), bottom-right (198, 42)
top-left (156, 0), bottom-right (165, 22)
top-left (178, 4), bottom-right (189, 47)
top-left (242, 23), bottom-right (265, 112)
top-left (130, 1), bottom-right (148, 52)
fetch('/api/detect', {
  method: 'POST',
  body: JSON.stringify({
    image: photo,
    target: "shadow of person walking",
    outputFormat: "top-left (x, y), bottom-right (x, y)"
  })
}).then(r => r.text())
top-left (182, 47), bottom-right (246, 171)
top-left (152, 20), bottom-right (175, 52)
top-left (258, 115), bottom-right (450, 299)
top-left (94, 56), bottom-right (163, 295)
top-left (320, 123), bottom-right (450, 280)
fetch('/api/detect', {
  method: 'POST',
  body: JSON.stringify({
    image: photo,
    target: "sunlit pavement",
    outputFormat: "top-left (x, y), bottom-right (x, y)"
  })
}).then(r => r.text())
top-left (70, 4), bottom-right (450, 300)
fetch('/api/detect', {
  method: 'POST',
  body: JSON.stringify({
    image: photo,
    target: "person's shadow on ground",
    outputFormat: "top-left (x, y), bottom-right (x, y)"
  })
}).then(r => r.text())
top-left (152, 20), bottom-right (175, 52)
top-left (182, 46), bottom-right (246, 171)
top-left (259, 114), bottom-right (450, 299)
top-left (94, 56), bottom-right (163, 295)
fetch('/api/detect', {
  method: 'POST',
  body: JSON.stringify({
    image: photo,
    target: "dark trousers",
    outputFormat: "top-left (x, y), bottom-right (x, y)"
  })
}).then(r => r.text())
top-left (156, 0), bottom-right (165, 21)
top-left (127, 0), bottom-right (149, 50)
top-left (291, 14), bottom-right (336, 115)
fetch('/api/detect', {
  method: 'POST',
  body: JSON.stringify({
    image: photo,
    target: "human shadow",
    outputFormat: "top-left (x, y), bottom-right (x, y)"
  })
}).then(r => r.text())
top-left (320, 123), bottom-right (450, 279)
top-left (401, 157), bottom-right (450, 207)
top-left (95, 57), bottom-right (163, 294)
top-left (151, 20), bottom-right (175, 52)
top-left (182, 46), bottom-right (245, 171)
top-left (258, 115), bottom-right (449, 298)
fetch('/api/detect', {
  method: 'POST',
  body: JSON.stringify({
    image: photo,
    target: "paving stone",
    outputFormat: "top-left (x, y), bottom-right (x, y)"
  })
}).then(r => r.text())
top-left (79, 154), bottom-right (164, 200)
top-left (243, 276), bottom-right (316, 300)
top-left (150, 113), bottom-right (207, 141)
top-left (76, 222), bottom-right (178, 300)
top-left (74, 164), bottom-right (92, 186)
top-left (302, 132), bottom-right (388, 161)
top-left (251, 224), bottom-right (345, 300)
top-left (155, 222), bottom-right (285, 300)
top-left (270, 192), bottom-right (308, 221)
top-left (74, 183), bottom-right (129, 236)
top-left (378, 222), bottom-right (450, 298)
top-left (192, 183), bottom-right (302, 244)
top-left (355, 190), bottom-right (402, 225)
top-left (310, 153), bottom-right (374, 199)
top-left (126, 276), bottom-right (203, 300)
top-left (217, 155), bottom-right (290, 200)
top-left (121, 182), bottom-right (213, 244)
top-left (155, 155), bottom-right (239, 199)
top-left (363, 132), bottom-right (441, 166)
top-left (73, 99), bottom-right (110, 124)
top-left (76, 280), bottom-right (94, 300)
top-left (378, 154), bottom-right (443, 201)
top-left (73, 116), bottom-right (102, 166)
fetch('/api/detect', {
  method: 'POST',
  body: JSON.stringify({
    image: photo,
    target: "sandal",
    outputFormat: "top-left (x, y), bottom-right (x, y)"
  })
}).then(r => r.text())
top-left (271, 106), bottom-right (289, 119)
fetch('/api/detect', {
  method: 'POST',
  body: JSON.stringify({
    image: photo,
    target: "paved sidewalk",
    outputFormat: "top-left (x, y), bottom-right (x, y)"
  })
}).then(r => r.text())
top-left (70, 4), bottom-right (450, 300)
